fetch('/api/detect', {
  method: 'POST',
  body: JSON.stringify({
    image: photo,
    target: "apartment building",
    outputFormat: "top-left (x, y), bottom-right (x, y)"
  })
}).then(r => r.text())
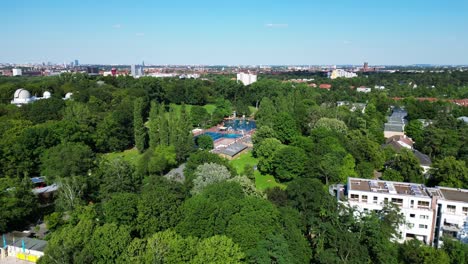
top-left (343, 177), bottom-right (468, 247)
top-left (236, 72), bottom-right (257, 86)
top-left (329, 69), bottom-right (357, 79)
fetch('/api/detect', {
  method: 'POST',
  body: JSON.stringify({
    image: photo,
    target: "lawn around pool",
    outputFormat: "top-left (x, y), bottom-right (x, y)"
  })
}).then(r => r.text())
top-left (169, 103), bottom-right (217, 115)
top-left (230, 152), bottom-right (285, 191)
top-left (104, 148), bottom-right (285, 191)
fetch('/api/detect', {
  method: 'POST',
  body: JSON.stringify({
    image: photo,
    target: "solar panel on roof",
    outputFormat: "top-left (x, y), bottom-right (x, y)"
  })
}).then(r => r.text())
top-left (386, 182), bottom-right (397, 194)
top-left (410, 184), bottom-right (424, 196)
top-left (369, 181), bottom-right (379, 188)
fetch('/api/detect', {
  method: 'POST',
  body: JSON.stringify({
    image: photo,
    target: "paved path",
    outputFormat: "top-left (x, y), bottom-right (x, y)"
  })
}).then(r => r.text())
top-left (1, 256), bottom-right (32, 264)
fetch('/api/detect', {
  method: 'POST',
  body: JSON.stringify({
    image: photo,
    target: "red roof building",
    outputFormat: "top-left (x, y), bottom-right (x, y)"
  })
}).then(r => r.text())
top-left (319, 84), bottom-right (332, 89)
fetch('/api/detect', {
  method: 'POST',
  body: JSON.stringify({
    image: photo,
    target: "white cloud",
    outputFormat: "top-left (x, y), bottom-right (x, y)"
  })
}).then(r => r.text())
top-left (112, 24), bottom-right (122, 29)
top-left (135, 32), bottom-right (145, 37)
top-left (265, 23), bottom-right (288, 28)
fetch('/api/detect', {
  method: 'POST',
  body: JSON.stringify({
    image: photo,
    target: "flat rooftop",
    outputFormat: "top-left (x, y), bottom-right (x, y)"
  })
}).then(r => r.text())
top-left (348, 177), bottom-right (468, 203)
top-left (439, 188), bottom-right (468, 203)
top-left (6, 236), bottom-right (47, 252)
top-left (219, 142), bottom-right (247, 157)
top-left (348, 178), bottom-right (429, 197)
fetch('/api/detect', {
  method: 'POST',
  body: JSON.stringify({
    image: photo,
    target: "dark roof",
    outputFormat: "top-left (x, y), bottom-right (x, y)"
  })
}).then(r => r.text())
top-left (383, 141), bottom-right (404, 152)
top-left (219, 143), bottom-right (248, 157)
top-left (5, 236), bottom-right (47, 252)
top-left (381, 144), bottom-right (432, 167)
top-left (384, 108), bottom-right (408, 132)
top-left (31, 177), bottom-right (45, 184)
top-left (384, 123), bottom-right (404, 132)
top-left (413, 150), bottom-right (432, 166)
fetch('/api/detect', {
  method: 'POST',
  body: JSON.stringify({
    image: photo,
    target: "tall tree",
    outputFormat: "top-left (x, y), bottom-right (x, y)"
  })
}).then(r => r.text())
top-left (255, 97), bottom-right (277, 127)
top-left (386, 149), bottom-right (424, 183)
top-left (429, 157), bottom-right (468, 188)
top-left (191, 163), bottom-right (232, 195)
top-left (133, 97), bottom-right (147, 153)
top-left (272, 112), bottom-right (300, 144)
top-left (40, 142), bottom-right (94, 180)
top-left (405, 119), bottom-right (424, 144)
top-left (271, 146), bottom-right (307, 182)
top-left (148, 101), bottom-right (160, 148)
top-left (0, 178), bottom-right (37, 233)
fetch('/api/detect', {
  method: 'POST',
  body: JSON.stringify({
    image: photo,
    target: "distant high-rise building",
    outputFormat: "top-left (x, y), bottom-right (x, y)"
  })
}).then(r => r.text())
top-left (75, 59), bottom-right (79, 66)
top-left (131, 64), bottom-right (136, 77)
top-left (142, 61), bottom-right (145, 67)
top-left (237, 72), bottom-right (257, 86)
top-left (131, 64), bottom-right (144, 77)
top-left (86, 67), bottom-right (99, 76)
top-left (363, 62), bottom-right (369, 71)
top-left (12, 68), bottom-right (22, 76)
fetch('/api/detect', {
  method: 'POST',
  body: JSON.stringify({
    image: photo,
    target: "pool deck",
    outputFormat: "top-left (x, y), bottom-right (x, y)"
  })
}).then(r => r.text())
top-left (192, 119), bottom-right (256, 150)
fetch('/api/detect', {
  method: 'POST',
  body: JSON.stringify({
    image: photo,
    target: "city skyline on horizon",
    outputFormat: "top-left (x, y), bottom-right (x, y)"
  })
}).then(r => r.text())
top-left (1, 0), bottom-right (468, 65)
top-left (2, 61), bottom-right (468, 67)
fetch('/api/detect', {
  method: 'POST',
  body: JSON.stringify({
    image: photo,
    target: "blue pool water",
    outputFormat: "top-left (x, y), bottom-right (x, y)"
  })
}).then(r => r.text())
top-left (203, 132), bottom-right (241, 141)
top-left (224, 119), bottom-right (256, 131)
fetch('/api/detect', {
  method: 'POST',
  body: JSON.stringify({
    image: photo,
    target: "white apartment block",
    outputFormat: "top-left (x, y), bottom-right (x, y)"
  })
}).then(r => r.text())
top-left (236, 72), bottom-right (257, 86)
top-left (12, 68), bottom-right (22, 76)
top-left (342, 177), bottom-right (468, 247)
top-left (356, 87), bottom-right (372, 93)
top-left (329, 69), bottom-right (357, 79)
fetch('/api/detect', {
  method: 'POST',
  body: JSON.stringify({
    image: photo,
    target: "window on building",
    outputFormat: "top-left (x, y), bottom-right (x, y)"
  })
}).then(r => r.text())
top-left (463, 207), bottom-right (468, 216)
top-left (384, 198), bottom-right (389, 203)
top-left (350, 194), bottom-right (359, 200)
top-left (391, 198), bottom-right (403, 205)
top-left (420, 215), bottom-right (429, 220)
top-left (447, 205), bottom-right (456, 213)
top-left (418, 201), bottom-right (430, 208)
top-left (419, 224), bottom-right (428, 229)
top-left (410, 214), bottom-right (415, 218)
top-left (373, 196), bottom-right (378, 204)
top-left (362, 195), bottom-right (368, 202)
top-left (410, 200), bottom-right (414, 207)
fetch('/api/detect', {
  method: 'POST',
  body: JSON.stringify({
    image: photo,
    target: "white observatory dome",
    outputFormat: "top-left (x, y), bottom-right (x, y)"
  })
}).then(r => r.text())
top-left (64, 92), bottom-right (73, 99)
top-left (43, 91), bottom-right (51, 99)
top-left (14, 89), bottom-right (31, 100)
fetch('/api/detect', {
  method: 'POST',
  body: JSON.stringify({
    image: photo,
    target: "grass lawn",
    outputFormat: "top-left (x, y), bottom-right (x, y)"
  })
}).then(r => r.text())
top-left (203, 104), bottom-right (217, 115)
top-left (169, 103), bottom-right (217, 115)
top-left (230, 151), bottom-right (286, 191)
top-left (255, 172), bottom-right (285, 191)
top-left (248, 106), bottom-right (258, 117)
top-left (103, 148), bottom-right (141, 166)
top-left (230, 151), bottom-right (257, 174)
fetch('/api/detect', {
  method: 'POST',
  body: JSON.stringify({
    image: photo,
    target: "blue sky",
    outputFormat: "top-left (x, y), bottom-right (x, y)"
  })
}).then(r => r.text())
top-left (1, 0), bottom-right (467, 65)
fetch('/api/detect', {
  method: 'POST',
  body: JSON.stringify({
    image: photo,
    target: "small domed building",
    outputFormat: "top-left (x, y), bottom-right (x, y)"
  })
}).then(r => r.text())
top-left (11, 89), bottom-right (34, 105)
top-left (11, 89), bottom-right (55, 106)
top-left (64, 92), bottom-right (73, 100)
top-left (43, 91), bottom-right (51, 99)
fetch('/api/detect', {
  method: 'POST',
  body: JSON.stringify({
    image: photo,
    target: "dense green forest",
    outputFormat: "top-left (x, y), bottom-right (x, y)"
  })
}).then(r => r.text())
top-left (0, 71), bottom-right (468, 263)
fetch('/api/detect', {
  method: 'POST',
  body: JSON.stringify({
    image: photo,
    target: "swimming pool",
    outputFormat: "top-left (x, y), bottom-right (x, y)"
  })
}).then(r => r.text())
top-left (203, 132), bottom-right (241, 141)
top-left (224, 119), bottom-right (256, 131)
